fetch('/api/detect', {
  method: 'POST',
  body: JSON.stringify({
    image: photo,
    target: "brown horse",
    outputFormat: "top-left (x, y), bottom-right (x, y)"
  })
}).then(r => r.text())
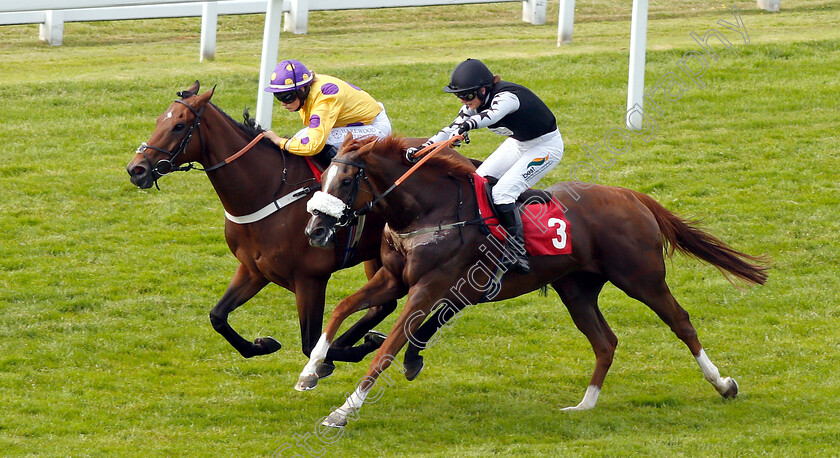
top-left (125, 81), bottom-right (398, 372)
top-left (301, 135), bottom-right (768, 428)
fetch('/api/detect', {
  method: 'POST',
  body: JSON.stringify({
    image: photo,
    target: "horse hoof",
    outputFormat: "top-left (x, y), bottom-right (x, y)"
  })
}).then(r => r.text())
top-left (721, 377), bottom-right (738, 399)
top-left (322, 411), bottom-right (348, 428)
top-left (295, 374), bottom-right (319, 392)
top-left (316, 361), bottom-right (336, 379)
top-left (364, 330), bottom-right (387, 347)
top-left (254, 337), bottom-right (282, 355)
top-left (404, 355), bottom-right (424, 381)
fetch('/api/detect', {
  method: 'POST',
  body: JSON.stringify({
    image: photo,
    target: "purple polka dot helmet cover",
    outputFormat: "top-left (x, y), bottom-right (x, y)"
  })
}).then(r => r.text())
top-left (265, 59), bottom-right (314, 93)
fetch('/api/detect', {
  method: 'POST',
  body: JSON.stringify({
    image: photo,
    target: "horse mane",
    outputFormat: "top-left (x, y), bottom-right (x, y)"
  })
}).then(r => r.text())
top-left (239, 106), bottom-right (267, 135)
top-left (208, 102), bottom-right (281, 149)
top-left (344, 135), bottom-right (477, 177)
top-left (175, 84), bottom-right (267, 139)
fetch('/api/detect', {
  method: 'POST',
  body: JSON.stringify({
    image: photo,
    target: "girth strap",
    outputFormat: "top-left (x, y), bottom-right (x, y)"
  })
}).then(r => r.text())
top-left (225, 185), bottom-right (316, 225)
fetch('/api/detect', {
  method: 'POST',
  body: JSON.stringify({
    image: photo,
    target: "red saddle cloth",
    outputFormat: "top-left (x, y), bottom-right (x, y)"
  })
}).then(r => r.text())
top-left (473, 174), bottom-right (572, 256)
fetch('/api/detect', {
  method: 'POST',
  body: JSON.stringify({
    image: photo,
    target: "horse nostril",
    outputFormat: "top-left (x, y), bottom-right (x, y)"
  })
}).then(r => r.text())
top-left (129, 165), bottom-right (147, 177)
top-left (309, 227), bottom-right (325, 239)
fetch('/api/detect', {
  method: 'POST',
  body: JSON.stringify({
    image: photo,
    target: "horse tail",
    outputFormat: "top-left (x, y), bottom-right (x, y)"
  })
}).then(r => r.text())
top-left (630, 190), bottom-right (769, 286)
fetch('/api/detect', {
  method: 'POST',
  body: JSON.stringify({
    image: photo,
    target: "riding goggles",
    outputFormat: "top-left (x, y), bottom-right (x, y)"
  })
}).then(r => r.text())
top-left (455, 90), bottom-right (478, 101)
top-left (274, 91), bottom-right (298, 104)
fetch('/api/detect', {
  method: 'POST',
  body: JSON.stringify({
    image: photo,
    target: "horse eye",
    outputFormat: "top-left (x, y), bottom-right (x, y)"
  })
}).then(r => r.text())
top-left (173, 123), bottom-right (186, 132)
top-left (341, 177), bottom-right (353, 186)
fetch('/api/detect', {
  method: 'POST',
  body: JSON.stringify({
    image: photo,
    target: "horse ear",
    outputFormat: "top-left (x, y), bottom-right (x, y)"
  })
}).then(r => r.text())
top-left (194, 84), bottom-right (216, 108)
top-left (356, 137), bottom-right (379, 155)
top-left (339, 132), bottom-right (355, 152)
top-left (178, 80), bottom-right (201, 99)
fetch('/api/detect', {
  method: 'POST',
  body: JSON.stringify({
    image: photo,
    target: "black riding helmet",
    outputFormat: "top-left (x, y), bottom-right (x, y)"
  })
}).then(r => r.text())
top-left (443, 58), bottom-right (495, 94)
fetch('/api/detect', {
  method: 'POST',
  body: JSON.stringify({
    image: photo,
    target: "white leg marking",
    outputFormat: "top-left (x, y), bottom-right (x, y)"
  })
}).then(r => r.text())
top-left (561, 385), bottom-right (601, 411)
top-left (302, 333), bottom-right (330, 377)
top-left (322, 385), bottom-right (369, 428)
top-left (695, 349), bottom-right (731, 393)
top-left (340, 386), bottom-right (368, 415)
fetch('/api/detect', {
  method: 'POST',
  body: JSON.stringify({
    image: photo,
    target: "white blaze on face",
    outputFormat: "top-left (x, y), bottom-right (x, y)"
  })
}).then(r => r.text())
top-left (322, 164), bottom-right (339, 190)
top-left (165, 110), bottom-right (173, 120)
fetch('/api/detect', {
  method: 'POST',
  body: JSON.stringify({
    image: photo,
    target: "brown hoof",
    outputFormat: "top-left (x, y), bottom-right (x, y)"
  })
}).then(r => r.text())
top-left (322, 411), bottom-right (348, 428)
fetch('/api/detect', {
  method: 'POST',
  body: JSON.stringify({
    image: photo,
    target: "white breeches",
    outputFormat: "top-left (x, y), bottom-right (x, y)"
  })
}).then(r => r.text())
top-left (294, 103), bottom-right (392, 149)
top-left (475, 129), bottom-right (564, 205)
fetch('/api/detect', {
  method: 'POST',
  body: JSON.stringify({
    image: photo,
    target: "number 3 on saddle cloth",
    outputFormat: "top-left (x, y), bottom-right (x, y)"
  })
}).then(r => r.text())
top-left (473, 173), bottom-right (572, 256)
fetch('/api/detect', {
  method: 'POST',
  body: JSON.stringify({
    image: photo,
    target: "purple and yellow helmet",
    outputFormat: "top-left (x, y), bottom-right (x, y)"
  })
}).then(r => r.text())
top-left (265, 59), bottom-right (314, 93)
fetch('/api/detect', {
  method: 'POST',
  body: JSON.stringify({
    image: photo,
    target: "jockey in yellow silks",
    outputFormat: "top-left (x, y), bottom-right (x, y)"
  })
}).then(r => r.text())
top-left (262, 59), bottom-right (391, 157)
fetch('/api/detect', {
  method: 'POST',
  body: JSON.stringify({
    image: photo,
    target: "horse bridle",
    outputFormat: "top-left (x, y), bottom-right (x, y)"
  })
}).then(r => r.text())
top-left (313, 136), bottom-right (468, 229)
top-left (136, 98), bottom-right (207, 186)
top-left (322, 157), bottom-right (381, 227)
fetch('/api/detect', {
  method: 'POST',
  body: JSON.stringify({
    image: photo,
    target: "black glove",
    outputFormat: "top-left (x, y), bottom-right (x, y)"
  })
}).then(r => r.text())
top-left (450, 131), bottom-right (470, 148)
top-left (457, 120), bottom-right (476, 136)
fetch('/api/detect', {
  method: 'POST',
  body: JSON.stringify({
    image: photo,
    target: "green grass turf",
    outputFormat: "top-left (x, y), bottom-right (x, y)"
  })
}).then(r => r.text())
top-left (0, 1), bottom-right (838, 456)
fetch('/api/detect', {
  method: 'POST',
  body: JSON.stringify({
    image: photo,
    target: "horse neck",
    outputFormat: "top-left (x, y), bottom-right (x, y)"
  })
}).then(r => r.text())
top-left (367, 158), bottom-right (465, 231)
top-left (199, 107), bottom-right (312, 217)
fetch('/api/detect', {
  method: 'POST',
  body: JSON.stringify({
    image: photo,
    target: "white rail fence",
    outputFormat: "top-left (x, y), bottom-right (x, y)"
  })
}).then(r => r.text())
top-left (2, 0), bottom-right (776, 129)
top-left (0, 0), bottom-right (268, 60)
top-left (0, 0), bottom-right (547, 59)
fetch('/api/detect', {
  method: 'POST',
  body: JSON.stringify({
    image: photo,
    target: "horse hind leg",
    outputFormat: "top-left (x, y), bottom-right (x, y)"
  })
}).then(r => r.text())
top-left (608, 261), bottom-right (739, 400)
top-left (696, 349), bottom-right (738, 398)
top-left (552, 273), bottom-right (614, 411)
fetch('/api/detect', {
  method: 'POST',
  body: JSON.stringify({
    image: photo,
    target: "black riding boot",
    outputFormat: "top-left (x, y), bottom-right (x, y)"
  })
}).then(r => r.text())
top-left (496, 203), bottom-right (530, 274)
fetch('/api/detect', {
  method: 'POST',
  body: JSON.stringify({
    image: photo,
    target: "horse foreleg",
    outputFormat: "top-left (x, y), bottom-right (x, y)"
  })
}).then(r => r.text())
top-left (209, 264), bottom-right (274, 358)
top-left (402, 293), bottom-right (468, 381)
top-left (293, 275), bottom-right (329, 359)
top-left (322, 259), bottom-right (398, 372)
top-left (326, 307), bottom-right (395, 363)
top-left (295, 268), bottom-right (405, 392)
top-left (322, 281), bottom-right (444, 428)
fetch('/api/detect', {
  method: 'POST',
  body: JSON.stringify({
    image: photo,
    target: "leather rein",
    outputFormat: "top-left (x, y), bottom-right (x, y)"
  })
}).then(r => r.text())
top-left (326, 135), bottom-right (467, 227)
top-left (136, 99), bottom-right (319, 224)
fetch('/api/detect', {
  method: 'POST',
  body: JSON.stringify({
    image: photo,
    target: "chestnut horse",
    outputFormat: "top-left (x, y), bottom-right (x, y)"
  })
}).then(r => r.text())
top-left (125, 81), bottom-right (397, 373)
top-left (301, 135), bottom-right (767, 428)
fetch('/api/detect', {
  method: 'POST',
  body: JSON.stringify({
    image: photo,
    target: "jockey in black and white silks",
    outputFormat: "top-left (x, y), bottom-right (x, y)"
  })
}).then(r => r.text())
top-left (411, 58), bottom-right (565, 274)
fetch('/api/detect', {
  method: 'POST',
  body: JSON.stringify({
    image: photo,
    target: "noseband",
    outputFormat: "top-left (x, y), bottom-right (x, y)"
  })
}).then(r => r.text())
top-left (136, 99), bottom-right (206, 186)
top-left (330, 157), bottom-right (375, 227)
top-left (307, 157), bottom-right (378, 229)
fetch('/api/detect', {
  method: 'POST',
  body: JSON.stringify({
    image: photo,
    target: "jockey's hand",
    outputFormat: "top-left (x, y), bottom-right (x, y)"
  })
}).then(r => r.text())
top-left (449, 131), bottom-right (469, 147)
top-left (457, 120), bottom-right (476, 136)
top-left (405, 142), bottom-right (430, 162)
top-left (263, 130), bottom-right (290, 150)
top-left (405, 146), bottom-right (422, 163)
